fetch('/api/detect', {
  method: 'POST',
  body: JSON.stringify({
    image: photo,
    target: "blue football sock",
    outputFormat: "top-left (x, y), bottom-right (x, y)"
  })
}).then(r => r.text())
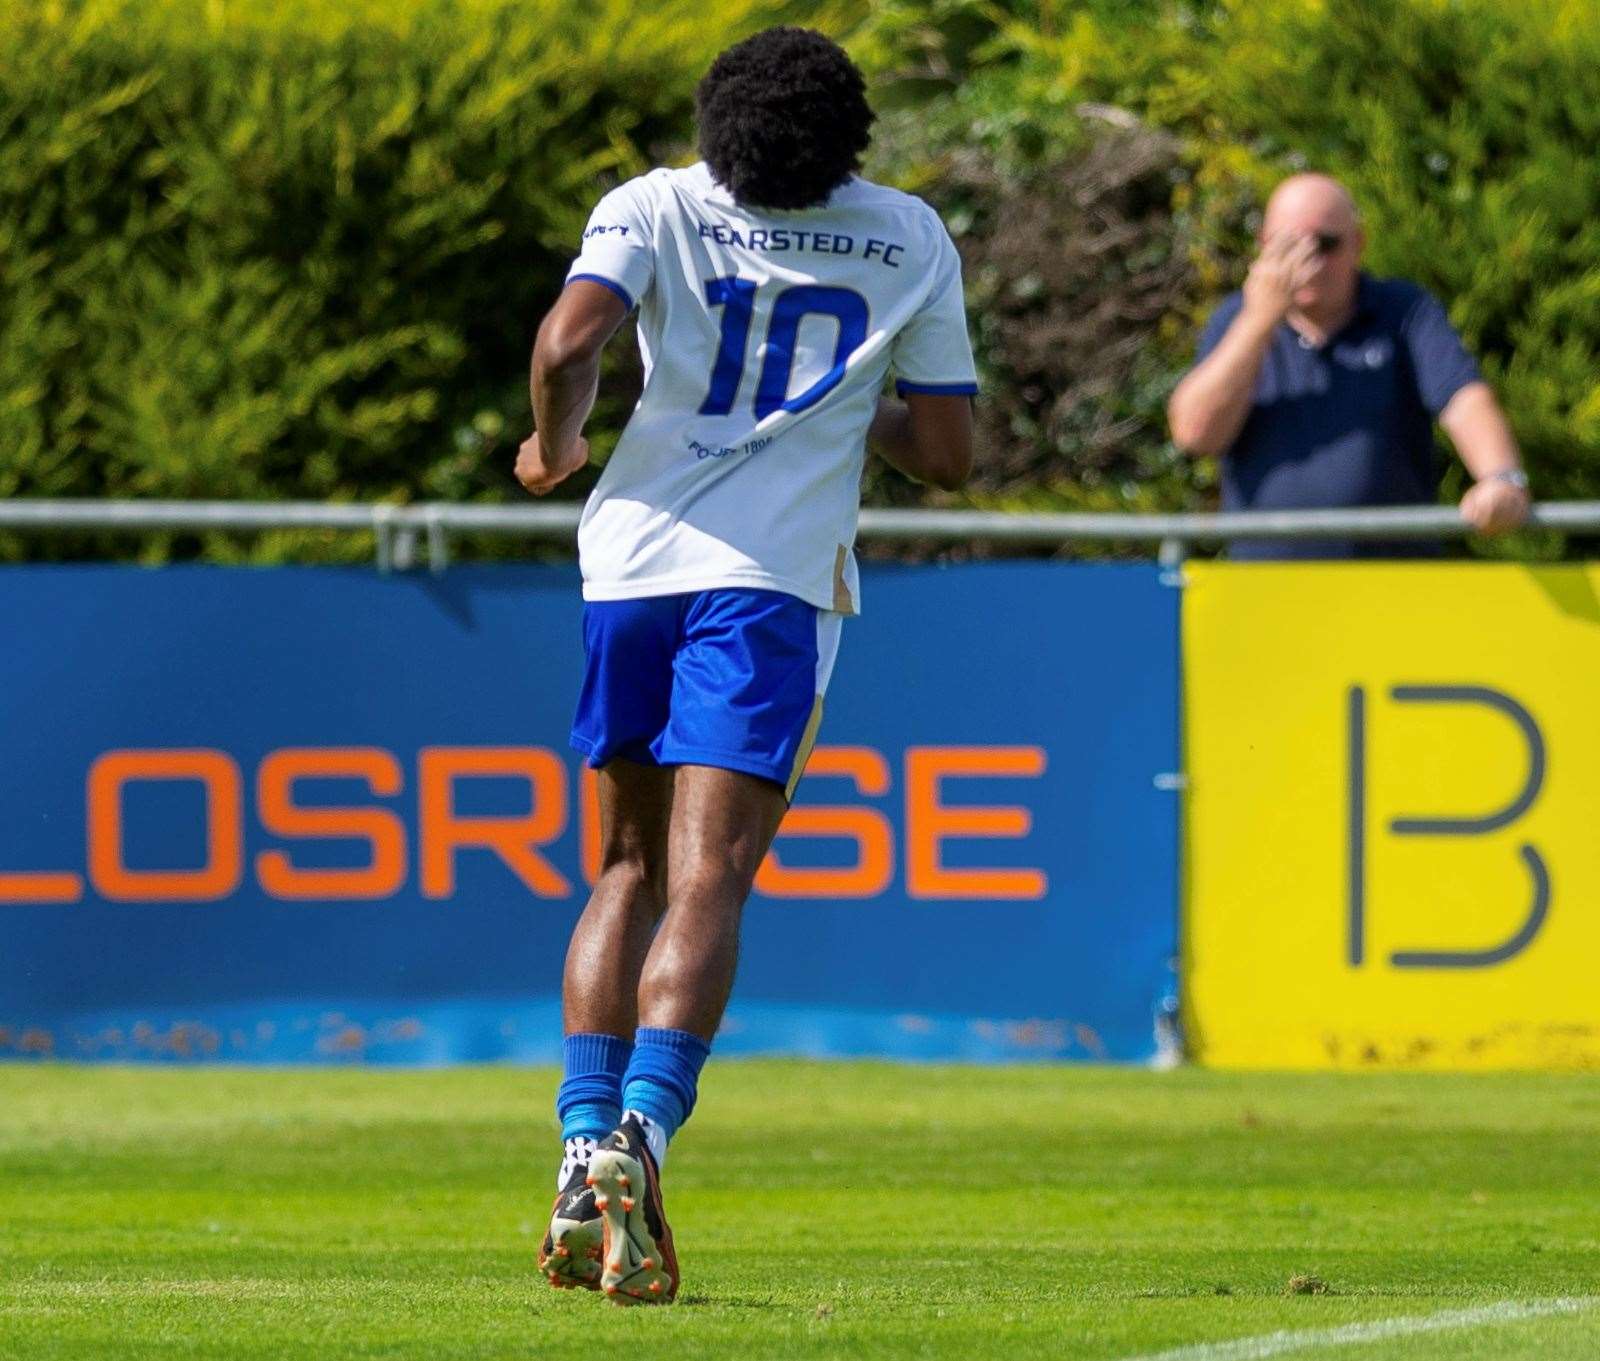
top-left (621, 1026), bottom-right (711, 1158)
top-left (556, 1032), bottom-right (633, 1144)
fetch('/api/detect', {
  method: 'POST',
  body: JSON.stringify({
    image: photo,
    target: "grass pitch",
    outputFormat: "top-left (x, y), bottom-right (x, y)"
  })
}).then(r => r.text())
top-left (1, 1063), bottom-right (1597, 1360)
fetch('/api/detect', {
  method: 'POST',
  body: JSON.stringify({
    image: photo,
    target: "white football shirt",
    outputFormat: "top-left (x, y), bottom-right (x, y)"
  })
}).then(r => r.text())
top-left (564, 162), bottom-right (977, 614)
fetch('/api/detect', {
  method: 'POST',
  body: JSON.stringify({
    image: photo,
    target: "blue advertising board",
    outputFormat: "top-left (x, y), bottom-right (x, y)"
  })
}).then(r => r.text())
top-left (0, 563), bottom-right (1178, 1064)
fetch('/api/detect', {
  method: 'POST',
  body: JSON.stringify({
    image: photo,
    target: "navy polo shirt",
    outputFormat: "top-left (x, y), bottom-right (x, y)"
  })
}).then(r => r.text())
top-left (1194, 274), bottom-right (1482, 559)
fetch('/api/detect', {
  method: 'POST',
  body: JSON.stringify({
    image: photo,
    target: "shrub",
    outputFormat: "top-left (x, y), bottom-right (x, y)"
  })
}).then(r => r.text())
top-left (6, 0), bottom-right (1599, 562)
top-left (857, 0), bottom-right (1600, 551)
top-left (0, 0), bottom-right (828, 560)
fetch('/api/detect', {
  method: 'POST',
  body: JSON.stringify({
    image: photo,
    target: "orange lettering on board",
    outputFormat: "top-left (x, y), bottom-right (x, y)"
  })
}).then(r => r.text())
top-left (418, 747), bottom-right (571, 899)
top-left (256, 748), bottom-right (407, 900)
top-left (905, 746), bottom-right (1048, 900)
top-left (87, 749), bottom-right (243, 901)
top-left (756, 746), bottom-right (894, 898)
top-left (0, 871), bottom-right (83, 905)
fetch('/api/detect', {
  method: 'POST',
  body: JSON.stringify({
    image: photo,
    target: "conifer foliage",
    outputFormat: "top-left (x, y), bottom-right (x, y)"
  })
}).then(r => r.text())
top-left (3, 0), bottom-right (1598, 558)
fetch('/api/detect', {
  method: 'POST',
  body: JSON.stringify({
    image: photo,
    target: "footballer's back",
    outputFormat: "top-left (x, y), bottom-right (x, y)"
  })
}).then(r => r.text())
top-left (565, 162), bottom-right (976, 615)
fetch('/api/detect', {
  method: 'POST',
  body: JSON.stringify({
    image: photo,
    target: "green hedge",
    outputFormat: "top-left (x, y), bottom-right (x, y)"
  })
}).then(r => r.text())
top-left (0, 0), bottom-right (836, 560)
top-left (853, 0), bottom-right (1600, 551)
top-left (4, 0), bottom-right (1599, 560)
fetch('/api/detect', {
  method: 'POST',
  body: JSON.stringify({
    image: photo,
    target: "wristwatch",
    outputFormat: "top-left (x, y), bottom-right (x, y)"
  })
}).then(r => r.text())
top-left (1484, 468), bottom-right (1530, 492)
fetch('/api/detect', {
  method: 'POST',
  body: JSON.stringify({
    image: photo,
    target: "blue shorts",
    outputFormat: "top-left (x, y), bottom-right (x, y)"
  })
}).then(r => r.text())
top-left (571, 589), bottom-right (843, 799)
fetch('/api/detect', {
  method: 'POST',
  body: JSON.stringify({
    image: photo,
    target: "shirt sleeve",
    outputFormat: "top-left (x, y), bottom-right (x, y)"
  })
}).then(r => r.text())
top-left (1402, 288), bottom-right (1482, 416)
top-left (1193, 296), bottom-right (1240, 363)
top-left (889, 217), bottom-right (979, 396)
top-left (564, 178), bottom-right (656, 312)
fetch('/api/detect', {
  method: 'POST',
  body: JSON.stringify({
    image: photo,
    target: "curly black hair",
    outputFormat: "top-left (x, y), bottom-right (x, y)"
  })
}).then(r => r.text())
top-left (696, 28), bottom-right (875, 212)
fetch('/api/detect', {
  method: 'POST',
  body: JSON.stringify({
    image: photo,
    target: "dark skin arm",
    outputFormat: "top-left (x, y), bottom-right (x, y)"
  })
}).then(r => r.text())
top-left (867, 393), bottom-right (974, 491)
top-left (516, 280), bottom-right (629, 495)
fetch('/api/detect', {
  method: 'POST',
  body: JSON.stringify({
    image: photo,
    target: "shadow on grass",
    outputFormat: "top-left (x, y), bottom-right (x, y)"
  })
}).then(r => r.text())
top-left (673, 1293), bottom-right (785, 1309)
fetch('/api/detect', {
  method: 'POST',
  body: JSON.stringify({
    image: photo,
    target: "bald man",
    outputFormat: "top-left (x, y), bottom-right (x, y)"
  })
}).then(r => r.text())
top-left (1168, 174), bottom-right (1528, 557)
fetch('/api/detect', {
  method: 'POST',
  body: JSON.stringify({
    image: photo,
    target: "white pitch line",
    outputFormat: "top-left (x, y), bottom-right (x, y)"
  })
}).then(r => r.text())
top-left (1114, 1296), bottom-right (1596, 1361)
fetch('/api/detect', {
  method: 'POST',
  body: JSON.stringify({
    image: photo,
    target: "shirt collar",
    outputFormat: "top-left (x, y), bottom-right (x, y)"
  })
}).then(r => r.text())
top-left (1285, 273), bottom-right (1375, 351)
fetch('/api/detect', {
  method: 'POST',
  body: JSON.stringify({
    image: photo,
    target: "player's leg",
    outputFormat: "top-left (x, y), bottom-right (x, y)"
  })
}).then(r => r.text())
top-left (543, 599), bottom-right (678, 1291)
top-left (562, 759), bottom-right (674, 1039)
top-left (588, 589), bottom-right (841, 1304)
top-left (638, 765), bottom-right (786, 1035)
top-left (541, 760), bottom-right (674, 1290)
top-left (587, 765), bottom-right (786, 1304)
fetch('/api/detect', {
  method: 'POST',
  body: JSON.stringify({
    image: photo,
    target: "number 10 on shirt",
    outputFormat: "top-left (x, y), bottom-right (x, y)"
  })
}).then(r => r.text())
top-left (698, 277), bottom-right (870, 420)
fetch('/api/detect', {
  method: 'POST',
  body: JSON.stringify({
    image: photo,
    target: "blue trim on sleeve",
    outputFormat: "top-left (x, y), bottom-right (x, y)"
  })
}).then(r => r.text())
top-left (895, 380), bottom-right (979, 397)
top-left (568, 273), bottom-right (635, 312)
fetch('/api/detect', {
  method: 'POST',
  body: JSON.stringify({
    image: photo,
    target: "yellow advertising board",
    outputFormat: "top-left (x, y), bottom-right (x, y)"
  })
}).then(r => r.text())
top-left (1182, 562), bottom-right (1600, 1069)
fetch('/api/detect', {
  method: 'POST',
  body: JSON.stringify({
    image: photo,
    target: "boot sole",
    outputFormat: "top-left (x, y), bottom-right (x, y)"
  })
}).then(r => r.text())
top-left (587, 1147), bottom-right (678, 1304)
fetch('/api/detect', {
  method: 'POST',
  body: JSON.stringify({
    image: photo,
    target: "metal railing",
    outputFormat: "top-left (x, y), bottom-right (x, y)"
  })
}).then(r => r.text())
top-left (0, 498), bottom-right (1596, 571)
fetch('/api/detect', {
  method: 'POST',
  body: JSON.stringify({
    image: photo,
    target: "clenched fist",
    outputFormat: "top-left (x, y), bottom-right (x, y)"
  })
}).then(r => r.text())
top-left (1459, 476), bottom-right (1530, 535)
top-left (515, 432), bottom-right (590, 496)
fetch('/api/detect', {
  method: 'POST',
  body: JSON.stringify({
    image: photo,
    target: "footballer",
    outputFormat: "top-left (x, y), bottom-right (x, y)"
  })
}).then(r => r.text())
top-left (516, 27), bottom-right (977, 1304)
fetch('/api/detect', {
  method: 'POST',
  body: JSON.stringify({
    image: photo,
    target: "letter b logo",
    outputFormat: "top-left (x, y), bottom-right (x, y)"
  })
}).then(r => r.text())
top-left (1347, 684), bottom-right (1549, 969)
